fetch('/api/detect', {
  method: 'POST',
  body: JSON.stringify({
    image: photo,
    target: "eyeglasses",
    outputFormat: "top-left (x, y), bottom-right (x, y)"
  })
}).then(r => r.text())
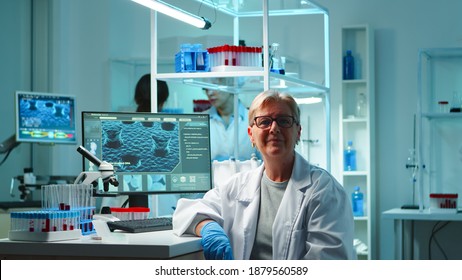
top-left (253, 116), bottom-right (298, 129)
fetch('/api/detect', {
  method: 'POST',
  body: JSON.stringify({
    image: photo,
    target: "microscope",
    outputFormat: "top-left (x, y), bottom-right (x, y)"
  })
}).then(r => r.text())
top-left (74, 145), bottom-right (119, 192)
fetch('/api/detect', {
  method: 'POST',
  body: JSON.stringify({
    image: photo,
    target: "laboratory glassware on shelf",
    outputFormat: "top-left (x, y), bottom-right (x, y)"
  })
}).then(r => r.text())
top-left (339, 25), bottom-right (375, 259)
top-left (269, 43), bottom-right (285, 75)
top-left (343, 50), bottom-right (355, 80)
top-left (356, 93), bottom-right (367, 118)
top-left (352, 186), bottom-right (364, 217)
top-left (417, 48), bottom-right (462, 211)
top-left (344, 140), bottom-right (357, 171)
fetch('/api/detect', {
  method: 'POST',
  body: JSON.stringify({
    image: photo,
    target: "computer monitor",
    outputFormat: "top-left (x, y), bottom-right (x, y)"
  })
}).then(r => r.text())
top-left (15, 91), bottom-right (77, 144)
top-left (81, 111), bottom-right (212, 207)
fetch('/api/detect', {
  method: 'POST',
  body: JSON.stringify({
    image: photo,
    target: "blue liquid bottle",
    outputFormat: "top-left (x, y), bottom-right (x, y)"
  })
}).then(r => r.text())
top-left (343, 50), bottom-right (355, 80)
top-left (352, 186), bottom-right (364, 217)
top-left (344, 140), bottom-right (357, 171)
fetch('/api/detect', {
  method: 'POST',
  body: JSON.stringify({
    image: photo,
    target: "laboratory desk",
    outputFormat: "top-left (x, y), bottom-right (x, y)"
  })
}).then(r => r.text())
top-left (382, 208), bottom-right (462, 259)
top-left (0, 230), bottom-right (203, 260)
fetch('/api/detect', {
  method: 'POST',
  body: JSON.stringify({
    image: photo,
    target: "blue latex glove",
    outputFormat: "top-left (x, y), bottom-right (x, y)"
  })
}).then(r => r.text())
top-left (200, 221), bottom-right (234, 260)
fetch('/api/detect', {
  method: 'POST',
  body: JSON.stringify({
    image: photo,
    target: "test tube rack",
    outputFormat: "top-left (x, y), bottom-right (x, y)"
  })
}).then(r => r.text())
top-left (8, 184), bottom-right (96, 242)
top-left (429, 193), bottom-right (458, 214)
top-left (41, 184), bottom-right (96, 235)
top-left (207, 44), bottom-right (263, 70)
top-left (9, 210), bottom-right (82, 242)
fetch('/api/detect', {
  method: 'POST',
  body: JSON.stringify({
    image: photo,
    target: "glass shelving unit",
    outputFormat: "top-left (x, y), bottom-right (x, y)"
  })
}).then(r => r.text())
top-left (417, 47), bottom-right (462, 211)
top-left (150, 0), bottom-right (331, 169)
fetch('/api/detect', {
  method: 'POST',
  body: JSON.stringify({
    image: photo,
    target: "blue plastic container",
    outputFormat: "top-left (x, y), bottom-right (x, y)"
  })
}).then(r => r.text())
top-left (175, 44), bottom-right (210, 73)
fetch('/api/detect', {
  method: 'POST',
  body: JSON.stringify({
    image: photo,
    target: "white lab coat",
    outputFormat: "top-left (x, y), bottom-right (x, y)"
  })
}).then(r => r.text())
top-left (207, 102), bottom-right (258, 161)
top-left (173, 152), bottom-right (356, 260)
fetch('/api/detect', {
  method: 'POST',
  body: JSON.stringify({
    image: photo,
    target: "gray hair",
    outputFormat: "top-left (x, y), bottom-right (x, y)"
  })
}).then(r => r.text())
top-left (248, 90), bottom-right (300, 126)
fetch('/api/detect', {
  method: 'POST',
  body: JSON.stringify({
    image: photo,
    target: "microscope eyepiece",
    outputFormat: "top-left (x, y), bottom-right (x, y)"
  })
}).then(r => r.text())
top-left (77, 145), bottom-right (102, 167)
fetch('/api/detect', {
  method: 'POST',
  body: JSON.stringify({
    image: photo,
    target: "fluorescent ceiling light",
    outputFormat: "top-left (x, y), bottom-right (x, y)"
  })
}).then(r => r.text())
top-left (294, 97), bottom-right (323, 105)
top-left (132, 0), bottom-right (211, 30)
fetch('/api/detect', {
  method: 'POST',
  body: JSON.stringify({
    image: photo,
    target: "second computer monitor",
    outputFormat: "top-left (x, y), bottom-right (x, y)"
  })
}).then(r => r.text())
top-left (15, 91), bottom-right (77, 144)
top-left (81, 111), bottom-right (212, 197)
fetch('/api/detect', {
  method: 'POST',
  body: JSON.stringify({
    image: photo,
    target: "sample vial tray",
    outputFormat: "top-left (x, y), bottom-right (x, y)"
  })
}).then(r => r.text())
top-left (9, 230), bottom-right (82, 242)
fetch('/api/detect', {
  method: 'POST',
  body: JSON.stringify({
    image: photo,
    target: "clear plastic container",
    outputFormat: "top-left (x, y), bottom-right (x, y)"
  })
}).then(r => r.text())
top-left (356, 93), bottom-right (367, 118)
top-left (110, 207), bottom-right (150, 220)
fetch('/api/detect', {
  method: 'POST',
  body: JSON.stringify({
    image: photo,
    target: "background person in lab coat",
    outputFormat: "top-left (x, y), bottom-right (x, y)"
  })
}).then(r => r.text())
top-left (204, 78), bottom-right (259, 161)
top-left (173, 90), bottom-right (356, 260)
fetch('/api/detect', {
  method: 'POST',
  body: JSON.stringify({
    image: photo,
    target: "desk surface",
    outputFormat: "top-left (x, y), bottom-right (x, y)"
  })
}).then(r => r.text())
top-left (382, 208), bottom-right (462, 221)
top-left (0, 230), bottom-right (202, 259)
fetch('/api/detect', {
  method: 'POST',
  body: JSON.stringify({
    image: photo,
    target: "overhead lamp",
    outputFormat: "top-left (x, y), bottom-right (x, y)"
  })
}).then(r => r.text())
top-left (294, 97), bottom-right (323, 105)
top-left (131, 0), bottom-right (211, 30)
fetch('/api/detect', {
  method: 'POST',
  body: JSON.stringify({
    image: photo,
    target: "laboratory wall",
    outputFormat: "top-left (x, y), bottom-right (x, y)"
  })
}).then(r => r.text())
top-left (0, 0), bottom-right (33, 199)
top-left (1, 0), bottom-right (462, 259)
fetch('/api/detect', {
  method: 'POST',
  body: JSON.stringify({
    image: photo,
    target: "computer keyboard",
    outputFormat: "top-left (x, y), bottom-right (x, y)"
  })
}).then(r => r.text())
top-left (107, 217), bottom-right (173, 233)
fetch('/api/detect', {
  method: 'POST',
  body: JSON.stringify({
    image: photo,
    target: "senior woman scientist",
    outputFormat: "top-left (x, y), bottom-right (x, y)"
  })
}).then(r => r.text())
top-left (172, 90), bottom-right (356, 260)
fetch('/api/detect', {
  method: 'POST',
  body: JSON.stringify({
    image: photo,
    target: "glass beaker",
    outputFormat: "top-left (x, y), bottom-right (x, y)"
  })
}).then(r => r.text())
top-left (270, 43), bottom-right (285, 74)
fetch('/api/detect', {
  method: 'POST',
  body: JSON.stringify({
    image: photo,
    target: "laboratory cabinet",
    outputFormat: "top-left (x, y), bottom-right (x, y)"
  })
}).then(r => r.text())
top-left (337, 25), bottom-right (375, 260)
top-left (417, 48), bottom-right (462, 211)
top-left (149, 0), bottom-right (332, 170)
